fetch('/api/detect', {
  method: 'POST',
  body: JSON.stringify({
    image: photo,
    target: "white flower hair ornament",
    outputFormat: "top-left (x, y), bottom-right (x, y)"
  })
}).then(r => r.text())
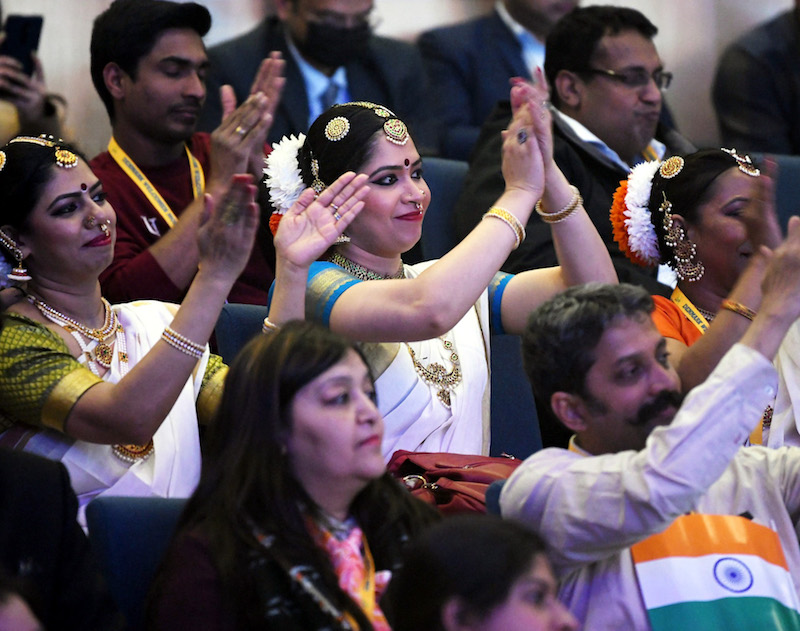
top-left (610, 160), bottom-right (662, 267)
top-left (264, 134), bottom-right (307, 235)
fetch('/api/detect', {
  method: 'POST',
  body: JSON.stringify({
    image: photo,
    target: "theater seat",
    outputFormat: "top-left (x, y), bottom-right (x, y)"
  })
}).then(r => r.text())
top-left (214, 302), bottom-right (268, 364)
top-left (86, 496), bottom-right (187, 629)
top-left (420, 157), bottom-right (469, 259)
top-left (753, 152), bottom-right (800, 233)
top-left (490, 333), bottom-right (542, 459)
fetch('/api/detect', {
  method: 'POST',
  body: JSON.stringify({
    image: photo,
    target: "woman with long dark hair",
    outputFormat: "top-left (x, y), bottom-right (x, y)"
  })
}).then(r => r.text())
top-left (149, 321), bottom-right (438, 630)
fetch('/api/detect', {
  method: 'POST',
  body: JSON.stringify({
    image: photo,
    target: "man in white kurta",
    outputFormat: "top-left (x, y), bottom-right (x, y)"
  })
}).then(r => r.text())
top-left (501, 281), bottom-right (800, 630)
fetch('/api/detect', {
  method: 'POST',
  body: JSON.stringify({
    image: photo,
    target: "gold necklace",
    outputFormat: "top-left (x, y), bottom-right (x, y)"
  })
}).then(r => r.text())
top-left (329, 251), bottom-right (405, 281)
top-left (405, 337), bottom-right (462, 408)
top-left (29, 296), bottom-right (125, 372)
top-left (29, 295), bottom-right (150, 463)
top-left (30, 295), bottom-right (116, 340)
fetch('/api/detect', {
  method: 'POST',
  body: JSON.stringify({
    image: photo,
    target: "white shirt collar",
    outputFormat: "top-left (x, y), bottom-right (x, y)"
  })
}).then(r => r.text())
top-left (553, 108), bottom-right (665, 170)
top-left (495, 1), bottom-right (545, 74)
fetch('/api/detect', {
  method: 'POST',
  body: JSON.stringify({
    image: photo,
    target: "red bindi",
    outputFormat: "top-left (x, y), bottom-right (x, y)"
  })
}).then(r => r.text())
top-left (80, 183), bottom-right (88, 191)
top-left (404, 158), bottom-right (410, 167)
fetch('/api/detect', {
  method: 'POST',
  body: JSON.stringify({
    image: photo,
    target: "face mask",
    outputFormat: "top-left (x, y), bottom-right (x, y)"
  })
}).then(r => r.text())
top-left (296, 21), bottom-right (370, 69)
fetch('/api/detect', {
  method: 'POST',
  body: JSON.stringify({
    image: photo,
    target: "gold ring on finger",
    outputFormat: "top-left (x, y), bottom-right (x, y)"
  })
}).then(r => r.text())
top-left (220, 199), bottom-right (242, 225)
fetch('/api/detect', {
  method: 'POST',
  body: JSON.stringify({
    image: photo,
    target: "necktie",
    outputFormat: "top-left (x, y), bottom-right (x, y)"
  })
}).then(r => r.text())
top-left (321, 80), bottom-right (339, 112)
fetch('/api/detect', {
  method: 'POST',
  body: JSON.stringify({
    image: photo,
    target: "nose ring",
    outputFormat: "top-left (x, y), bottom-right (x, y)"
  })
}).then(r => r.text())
top-left (100, 220), bottom-right (111, 237)
top-left (84, 216), bottom-right (96, 228)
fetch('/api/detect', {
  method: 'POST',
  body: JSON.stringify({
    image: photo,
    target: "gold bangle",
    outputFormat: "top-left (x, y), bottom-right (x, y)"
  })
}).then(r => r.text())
top-left (162, 326), bottom-right (205, 359)
top-left (721, 299), bottom-right (757, 321)
top-left (483, 206), bottom-right (526, 249)
top-left (535, 185), bottom-right (583, 224)
top-left (262, 317), bottom-right (280, 334)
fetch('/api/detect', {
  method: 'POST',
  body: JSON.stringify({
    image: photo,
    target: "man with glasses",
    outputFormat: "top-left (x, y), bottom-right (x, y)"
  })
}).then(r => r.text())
top-left (199, 0), bottom-right (433, 150)
top-left (456, 5), bottom-right (693, 286)
top-left (455, 5), bottom-right (694, 449)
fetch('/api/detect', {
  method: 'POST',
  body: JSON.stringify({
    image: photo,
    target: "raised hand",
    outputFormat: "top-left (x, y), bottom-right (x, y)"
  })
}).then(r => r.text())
top-left (740, 215), bottom-right (800, 358)
top-left (511, 68), bottom-right (554, 166)
top-left (0, 52), bottom-right (52, 126)
top-left (743, 157), bottom-right (782, 250)
top-left (759, 216), bottom-right (800, 317)
top-left (247, 52), bottom-right (285, 119)
top-left (212, 53), bottom-right (285, 183)
top-left (501, 86), bottom-right (546, 199)
top-left (275, 172), bottom-right (369, 268)
top-left (196, 174), bottom-right (259, 281)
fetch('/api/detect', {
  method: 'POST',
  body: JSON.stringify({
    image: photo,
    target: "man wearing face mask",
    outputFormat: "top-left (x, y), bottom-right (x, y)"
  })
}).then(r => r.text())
top-left (199, 0), bottom-right (433, 151)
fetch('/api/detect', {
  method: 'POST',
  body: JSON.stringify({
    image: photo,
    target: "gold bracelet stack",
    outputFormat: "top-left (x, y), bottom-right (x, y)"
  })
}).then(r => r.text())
top-left (721, 299), bottom-right (757, 321)
top-left (535, 185), bottom-right (583, 224)
top-left (262, 317), bottom-right (280, 334)
top-left (483, 206), bottom-right (526, 249)
top-left (162, 326), bottom-right (205, 359)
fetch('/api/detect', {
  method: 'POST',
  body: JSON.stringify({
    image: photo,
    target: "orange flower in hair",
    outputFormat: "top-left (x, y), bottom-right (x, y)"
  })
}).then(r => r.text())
top-left (609, 160), bottom-right (663, 268)
top-left (610, 179), bottom-right (644, 265)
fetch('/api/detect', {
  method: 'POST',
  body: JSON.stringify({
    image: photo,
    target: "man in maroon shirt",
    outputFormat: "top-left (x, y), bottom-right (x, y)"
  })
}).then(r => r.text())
top-left (89, 0), bottom-right (284, 304)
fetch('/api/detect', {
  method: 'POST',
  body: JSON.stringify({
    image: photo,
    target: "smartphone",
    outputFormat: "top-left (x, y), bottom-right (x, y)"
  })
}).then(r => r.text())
top-left (0, 15), bottom-right (43, 76)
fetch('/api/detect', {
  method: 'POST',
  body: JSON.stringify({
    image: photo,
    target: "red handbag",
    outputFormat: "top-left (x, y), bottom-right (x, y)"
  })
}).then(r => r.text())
top-left (387, 450), bottom-right (522, 514)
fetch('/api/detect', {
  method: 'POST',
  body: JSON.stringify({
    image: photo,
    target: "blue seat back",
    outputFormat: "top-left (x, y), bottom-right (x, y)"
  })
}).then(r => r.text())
top-left (753, 152), bottom-right (800, 233)
top-left (86, 496), bottom-right (187, 629)
top-left (214, 302), bottom-right (268, 364)
top-left (420, 157), bottom-right (469, 259)
top-left (490, 333), bottom-right (542, 459)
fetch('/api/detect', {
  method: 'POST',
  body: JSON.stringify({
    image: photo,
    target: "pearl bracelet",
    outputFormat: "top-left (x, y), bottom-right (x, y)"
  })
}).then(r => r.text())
top-left (162, 326), bottom-right (204, 359)
top-left (535, 185), bottom-right (583, 224)
top-left (483, 206), bottom-right (526, 249)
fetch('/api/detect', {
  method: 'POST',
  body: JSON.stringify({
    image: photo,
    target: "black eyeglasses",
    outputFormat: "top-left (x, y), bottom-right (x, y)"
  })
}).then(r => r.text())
top-left (582, 68), bottom-right (672, 90)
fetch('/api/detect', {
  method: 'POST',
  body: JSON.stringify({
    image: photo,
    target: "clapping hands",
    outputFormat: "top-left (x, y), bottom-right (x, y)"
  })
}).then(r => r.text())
top-left (500, 68), bottom-right (553, 198)
top-left (211, 52), bottom-right (285, 184)
top-left (275, 172), bottom-right (369, 268)
top-left (196, 174), bottom-right (260, 281)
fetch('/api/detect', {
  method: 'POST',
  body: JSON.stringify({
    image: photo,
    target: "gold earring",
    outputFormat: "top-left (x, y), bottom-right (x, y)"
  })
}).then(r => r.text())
top-left (310, 157), bottom-right (326, 194)
top-left (0, 230), bottom-right (31, 282)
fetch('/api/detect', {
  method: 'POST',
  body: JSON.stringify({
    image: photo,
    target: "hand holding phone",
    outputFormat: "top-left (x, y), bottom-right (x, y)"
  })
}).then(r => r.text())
top-left (0, 15), bottom-right (43, 76)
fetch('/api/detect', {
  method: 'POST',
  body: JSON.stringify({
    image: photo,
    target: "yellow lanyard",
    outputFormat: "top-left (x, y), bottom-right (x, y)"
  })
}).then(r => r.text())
top-left (670, 287), bottom-right (710, 335)
top-left (107, 137), bottom-right (204, 229)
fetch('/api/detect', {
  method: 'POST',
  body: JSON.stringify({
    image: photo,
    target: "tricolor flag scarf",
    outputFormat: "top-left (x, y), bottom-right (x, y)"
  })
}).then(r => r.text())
top-left (632, 514), bottom-right (800, 630)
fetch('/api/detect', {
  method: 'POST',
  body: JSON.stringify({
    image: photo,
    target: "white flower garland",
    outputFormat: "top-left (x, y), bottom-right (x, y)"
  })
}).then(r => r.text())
top-left (623, 160), bottom-right (661, 266)
top-left (263, 134), bottom-right (307, 215)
